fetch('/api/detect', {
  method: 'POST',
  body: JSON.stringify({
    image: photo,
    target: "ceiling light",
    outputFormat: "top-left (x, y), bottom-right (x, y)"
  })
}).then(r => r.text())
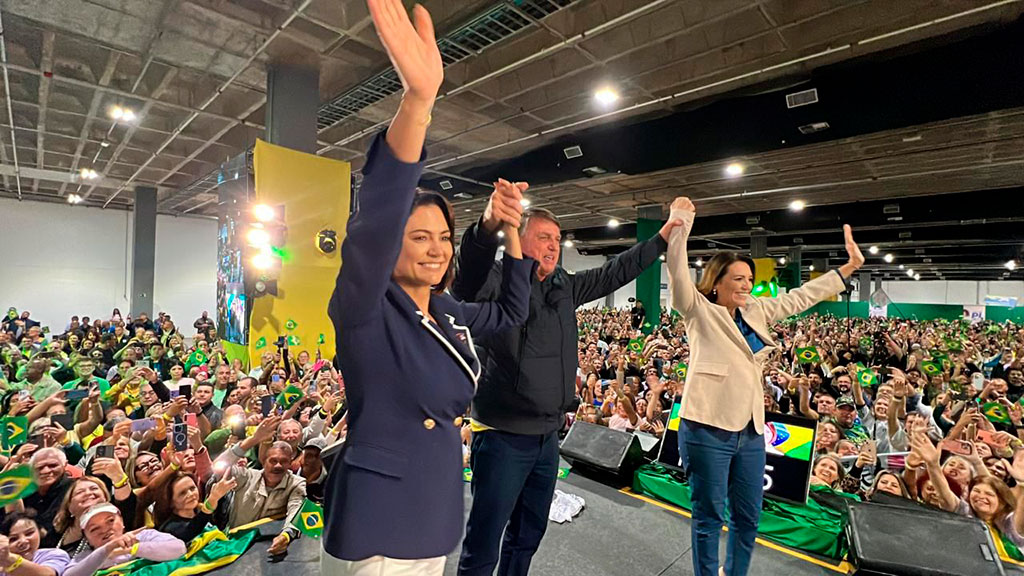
top-left (607, 219), bottom-right (620, 228)
top-left (67, 193), bottom-right (83, 204)
top-left (809, 264), bottom-right (815, 271)
top-left (869, 245), bottom-right (879, 255)
top-left (251, 252), bottom-right (274, 270)
top-left (100, 140), bottom-right (110, 148)
top-left (109, 106), bottom-right (124, 120)
top-left (594, 87), bottom-right (619, 106)
top-left (121, 109), bottom-right (136, 122)
top-left (899, 264), bottom-right (905, 270)
top-left (563, 240), bottom-right (574, 248)
top-left (789, 200), bottom-right (806, 211)
top-left (659, 254), bottom-right (666, 262)
top-left (914, 274), bottom-right (921, 281)
top-left (246, 227), bottom-right (271, 248)
top-left (252, 204), bottom-right (275, 222)
top-left (884, 253), bottom-right (894, 263)
top-left (496, 230), bottom-right (505, 239)
top-left (695, 258), bottom-right (703, 267)
top-left (464, 208), bottom-right (472, 213)
top-left (520, 198), bottom-right (531, 208)
top-left (778, 257), bottom-right (786, 265)
top-left (1007, 260), bottom-right (1019, 271)
top-left (906, 269), bottom-right (914, 277)
top-left (80, 168), bottom-right (99, 180)
top-left (725, 163), bottom-right (744, 177)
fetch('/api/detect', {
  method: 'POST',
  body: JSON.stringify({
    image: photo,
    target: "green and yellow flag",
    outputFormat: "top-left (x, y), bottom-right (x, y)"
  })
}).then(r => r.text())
top-left (983, 402), bottom-right (1012, 425)
top-left (1, 416), bottom-right (28, 448)
top-left (628, 338), bottom-right (644, 354)
top-left (254, 337), bottom-right (267, 350)
top-left (184, 350), bottom-right (208, 372)
top-left (94, 525), bottom-right (258, 576)
top-left (858, 370), bottom-right (878, 387)
top-left (276, 385), bottom-right (304, 410)
top-left (293, 499), bottom-right (323, 539)
top-left (920, 361), bottom-right (944, 377)
top-left (796, 347), bottom-right (820, 364)
top-left (858, 337), bottom-right (872, 351)
top-left (674, 362), bottom-right (688, 380)
top-left (285, 319), bottom-right (298, 331)
top-left (945, 338), bottom-right (963, 352)
top-left (0, 466), bottom-right (36, 506)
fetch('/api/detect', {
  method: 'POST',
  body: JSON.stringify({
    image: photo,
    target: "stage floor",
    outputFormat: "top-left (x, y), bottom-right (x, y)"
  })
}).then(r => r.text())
top-left (222, 471), bottom-right (862, 576)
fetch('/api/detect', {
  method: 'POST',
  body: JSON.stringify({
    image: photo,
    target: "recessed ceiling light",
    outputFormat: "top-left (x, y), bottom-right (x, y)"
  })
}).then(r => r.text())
top-left (659, 254), bottom-right (666, 262)
top-left (607, 218), bottom-right (620, 228)
top-left (563, 240), bottom-right (574, 248)
top-left (695, 258), bottom-right (703, 267)
top-left (1007, 260), bottom-right (1019, 271)
top-left (868, 245), bottom-right (879, 255)
top-left (594, 87), bottom-right (619, 106)
top-left (884, 254), bottom-right (894, 263)
top-left (725, 163), bottom-right (744, 177)
top-left (100, 140), bottom-right (110, 148)
top-left (914, 273), bottom-right (921, 281)
top-left (67, 193), bottom-right (83, 204)
top-left (809, 264), bottom-right (815, 271)
top-left (789, 200), bottom-right (806, 211)
top-left (906, 269), bottom-right (914, 277)
top-left (899, 264), bottom-right (905, 270)
top-left (778, 257), bottom-right (786, 265)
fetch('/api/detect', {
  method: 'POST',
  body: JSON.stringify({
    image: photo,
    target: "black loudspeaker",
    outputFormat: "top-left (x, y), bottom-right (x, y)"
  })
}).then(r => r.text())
top-left (845, 500), bottom-right (1005, 576)
top-left (559, 421), bottom-right (644, 486)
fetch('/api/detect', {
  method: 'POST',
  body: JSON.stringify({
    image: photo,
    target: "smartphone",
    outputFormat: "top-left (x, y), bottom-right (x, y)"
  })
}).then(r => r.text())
top-left (138, 359), bottom-right (151, 369)
top-left (977, 429), bottom-right (1010, 449)
top-left (231, 420), bottom-right (247, 439)
top-left (95, 444), bottom-right (115, 459)
top-left (261, 395), bottom-right (274, 418)
top-left (309, 381), bottom-right (317, 394)
top-left (972, 373), bottom-right (985, 391)
top-left (169, 390), bottom-right (180, 399)
top-left (271, 374), bottom-right (281, 385)
top-left (51, 413), bottom-right (75, 431)
top-left (130, 418), bottom-right (157, 433)
top-left (179, 384), bottom-right (192, 401)
top-left (939, 439), bottom-right (974, 457)
top-left (18, 390), bottom-right (30, 402)
top-left (65, 389), bottom-right (89, 401)
top-left (172, 422), bottom-right (189, 452)
top-left (28, 433), bottom-right (48, 448)
top-left (185, 413), bottom-right (198, 428)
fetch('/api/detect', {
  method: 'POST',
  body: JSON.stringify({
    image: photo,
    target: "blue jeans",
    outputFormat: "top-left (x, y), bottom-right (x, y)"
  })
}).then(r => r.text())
top-left (457, 430), bottom-right (559, 576)
top-left (679, 419), bottom-right (765, 576)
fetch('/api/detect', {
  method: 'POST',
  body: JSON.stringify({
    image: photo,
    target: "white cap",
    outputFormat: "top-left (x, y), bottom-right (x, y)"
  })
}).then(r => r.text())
top-left (79, 503), bottom-right (120, 529)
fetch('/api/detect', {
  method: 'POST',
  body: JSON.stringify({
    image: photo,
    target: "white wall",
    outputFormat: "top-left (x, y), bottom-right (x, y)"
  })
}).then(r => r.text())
top-left (0, 198), bottom-right (217, 331)
top-left (880, 280), bottom-right (1024, 305)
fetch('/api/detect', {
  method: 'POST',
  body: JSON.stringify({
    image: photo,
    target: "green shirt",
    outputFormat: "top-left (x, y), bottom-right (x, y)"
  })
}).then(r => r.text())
top-left (15, 375), bottom-right (63, 402)
top-left (213, 388), bottom-right (228, 409)
top-left (61, 376), bottom-right (111, 396)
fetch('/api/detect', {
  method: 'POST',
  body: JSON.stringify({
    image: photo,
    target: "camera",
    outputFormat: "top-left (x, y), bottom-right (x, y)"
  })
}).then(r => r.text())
top-left (316, 229), bottom-right (338, 255)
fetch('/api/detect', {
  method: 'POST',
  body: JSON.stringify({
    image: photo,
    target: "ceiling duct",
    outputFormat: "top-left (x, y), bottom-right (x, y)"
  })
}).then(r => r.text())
top-left (883, 203), bottom-right (900, 214)
top-left (785, 88), bottom-right (818, 108)
top-left (317, 0), bottom-right (580, 131)
top-left (564, 145), bottom-right (583, 159)
top-left (798, 121), bottom-right (830, 134)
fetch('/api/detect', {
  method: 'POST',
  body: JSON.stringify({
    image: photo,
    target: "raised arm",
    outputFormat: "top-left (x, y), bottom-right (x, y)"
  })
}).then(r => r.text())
top-left (666, 198), bottom-right (700, 316)
top-left (452, 181), bottom-right (525, 303)
top-left (328, 0), bottom-right (441, 329)
top-left (572, 228), bottom-right (671, 307)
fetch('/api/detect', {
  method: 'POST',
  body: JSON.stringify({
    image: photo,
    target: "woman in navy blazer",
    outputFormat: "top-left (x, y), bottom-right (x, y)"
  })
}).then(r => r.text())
top-left (322, 2), bottom-right (534, 574)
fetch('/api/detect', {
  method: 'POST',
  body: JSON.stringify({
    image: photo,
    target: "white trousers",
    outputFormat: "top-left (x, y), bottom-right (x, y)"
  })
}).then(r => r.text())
top-left (321, 548), bottom-right (446, 576)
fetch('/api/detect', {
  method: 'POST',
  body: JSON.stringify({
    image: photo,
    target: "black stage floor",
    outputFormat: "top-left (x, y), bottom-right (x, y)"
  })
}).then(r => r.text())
top-left (219, 472), bottom-right (857, 575)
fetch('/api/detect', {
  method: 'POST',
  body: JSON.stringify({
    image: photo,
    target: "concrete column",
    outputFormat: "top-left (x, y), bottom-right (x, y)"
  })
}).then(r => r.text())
top-left (131, 186), bottom-right (157, 317)
top-left (858, 271), bottom-right (873, 302)
top-left (750, 231), bottom-right (768, 258)
top-left (265, 63), bottom-right (319, 153)
top-left (787, 246), bottom-right (802, 288)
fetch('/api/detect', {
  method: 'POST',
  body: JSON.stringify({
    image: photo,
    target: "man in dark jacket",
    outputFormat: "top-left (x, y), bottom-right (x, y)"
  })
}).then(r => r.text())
top-left (454, 188), bottom-right (681, 576)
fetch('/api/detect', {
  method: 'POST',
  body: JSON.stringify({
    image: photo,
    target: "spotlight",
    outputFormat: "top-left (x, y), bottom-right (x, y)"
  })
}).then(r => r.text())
top-left (100, 140), bottom-right (110, 148)
top-left (914, 274), bottom-right (921, 281)
top-left (659, 254), bottom-right (666, 262)
top-left (884, 253), bottom-right (894, 263)
top-left (121, 109), bottom-right (136, 122)
top-left (80, 168), bottom-right (98, 180)
top-left (109, 106), bottom-right (124, 120)
top-left (809, 264), bottom-right (815, 271)
top-left (563, 240), bottom-right (574, 248)
top-left (67, 194), bottom-right (83, 204)
top-left (778, 257), bottom-right (786, 265)
top-left (789, 200), bottom-right (806, 211)
top-left (725, 163), bottom-right (744, 177)
top-left (1007, 260), bottom-right (1018, 271)
top-left (252, 252), bottom-right (274, 270)
top-left (899, 264), bottom-right (905, 270)
top-left (869, 245), bottom-right (879, 255)
top-left (253, 204), bottom-right (275, 222)
top-left (906, 269), bottom-right (914, 277)
top-left (520, 198), bottom-right (531, 208)
top-left (594, 87), bottom-right (619, 106)
top-left (607, 219), bottom-right (620, 228)
top-left (497, 230), bottom-right (505, 239)
top-left (695, 258), bottom-right (703, 267)
top-left (246, 227), bottom-right (270, 247)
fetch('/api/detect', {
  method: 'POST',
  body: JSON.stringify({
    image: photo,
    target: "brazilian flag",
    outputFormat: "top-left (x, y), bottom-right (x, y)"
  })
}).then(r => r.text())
top-left (796, 347), bottom-right (820, 364)
top-left (94, 525), bottom-right (258, 576)
top-left (858, 336), bottom-right (872, 351)
top-left (285, 319), bottom-right (298, 331)
top-left (292, 499), bottom-right (323, 539)
top-left (983, 402), bottom-right (1012, 425)
top-left (945, 338), bottom-right (963, 352)
top-left (463, 468), bottom-right (473, 483)
top-left (185, 350), bottom-right (208, 372)
top-left (254, 337), bottom-right (267, 350)
top-left (276, 385), bottom-right (304, 410)
top-left (674, 362), bottom-right (688, 380)
top-left (0, 466), bottom-right (36, 505)
top-left (858, 370), bottom-right (878, 387)
top-left (317, 334), bottom-right (326, 345)
top-left (286, 335), bottom-right (301, 347)
top-left (987, 324), bottom-right (1003, 335)
top-left (920, 361), bottom-right (944, 377)
top-left (628, 338), bottom-right (644, 354)
top-left (930, 351), bottom-right (949, 363)
top-left (557, 466), bottom-right (571, 479)
top-left (1, 416), bottom-right (28, 448)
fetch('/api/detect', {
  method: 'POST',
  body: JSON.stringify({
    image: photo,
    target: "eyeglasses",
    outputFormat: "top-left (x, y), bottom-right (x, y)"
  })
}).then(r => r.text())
top-left (135, 459), bottom-right (162, 472)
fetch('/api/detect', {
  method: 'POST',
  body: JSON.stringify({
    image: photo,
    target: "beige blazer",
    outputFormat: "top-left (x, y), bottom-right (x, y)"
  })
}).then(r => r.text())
top-left (667, 209), bottom-right (846, 434)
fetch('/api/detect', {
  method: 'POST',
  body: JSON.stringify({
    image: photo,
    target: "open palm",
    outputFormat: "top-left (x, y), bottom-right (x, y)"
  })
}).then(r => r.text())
top-left (368, 0), bottom-right (443, 102)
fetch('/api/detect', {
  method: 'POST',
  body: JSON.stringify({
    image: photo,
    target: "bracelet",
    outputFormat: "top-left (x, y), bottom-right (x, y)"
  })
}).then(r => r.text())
top-left (129, 543), bottom-right (139, 557)
top-left (114, 474), bottom-right (129, 489)
top-left (169, 462), bottom-right (181, 471)
top-left (6, 555), bottom-right (24, 572)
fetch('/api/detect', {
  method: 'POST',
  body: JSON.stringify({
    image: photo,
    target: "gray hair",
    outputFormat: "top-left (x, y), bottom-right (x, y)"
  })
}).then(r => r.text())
top-left (267, 441), bottom-right (294, 459)
top-left (519, 207), bottom-right (560, 234)
top-left (30, 447), bottom-right (68, 470)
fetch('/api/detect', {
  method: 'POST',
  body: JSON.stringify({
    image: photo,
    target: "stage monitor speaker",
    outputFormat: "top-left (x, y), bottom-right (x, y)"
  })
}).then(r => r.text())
top-left (559, 421), bottom-right (644, 486)
top-left (846, 500), bottom-right (1005, 576)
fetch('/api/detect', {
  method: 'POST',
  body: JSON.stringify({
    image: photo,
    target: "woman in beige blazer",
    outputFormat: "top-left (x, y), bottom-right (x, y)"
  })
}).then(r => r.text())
top-left (665, 196), bottom-right (863, 576)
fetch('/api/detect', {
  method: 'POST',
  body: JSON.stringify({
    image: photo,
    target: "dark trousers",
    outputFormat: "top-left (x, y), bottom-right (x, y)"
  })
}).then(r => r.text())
top-left (679, 419), bottom-right (765, 576)
top-left (457, 430), bottom-right (559, 576)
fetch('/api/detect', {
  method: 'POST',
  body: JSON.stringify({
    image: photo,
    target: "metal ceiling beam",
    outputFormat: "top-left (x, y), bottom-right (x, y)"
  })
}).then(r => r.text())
top-left (0, 4), bottom-right (22, 199)
top-left (57, 50), bottom-right (120, 198)
top-left (33, 30), bottom-right (54, 193)
top-left (0, 163), bottom-right (172, 193)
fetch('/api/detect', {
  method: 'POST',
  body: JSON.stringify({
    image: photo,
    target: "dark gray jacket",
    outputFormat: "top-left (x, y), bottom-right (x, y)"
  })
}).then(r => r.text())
top-left (453, 222), bottom-right (667, 435)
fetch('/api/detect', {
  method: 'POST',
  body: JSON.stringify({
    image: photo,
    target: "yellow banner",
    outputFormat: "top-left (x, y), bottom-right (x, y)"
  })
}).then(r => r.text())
top-left (250, 140), bottom-right (350, 365)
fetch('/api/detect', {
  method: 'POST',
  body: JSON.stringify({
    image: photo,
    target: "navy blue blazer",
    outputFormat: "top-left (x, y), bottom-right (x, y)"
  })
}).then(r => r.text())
top-left (323, 133), bottom-right (535, 561)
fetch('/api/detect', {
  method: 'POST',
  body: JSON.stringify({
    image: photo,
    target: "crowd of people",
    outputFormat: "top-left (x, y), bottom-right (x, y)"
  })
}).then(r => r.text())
top-left (0, 307), bottom-right (341, 576)
top-left (575, 304), bottom-right (1024, 552)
